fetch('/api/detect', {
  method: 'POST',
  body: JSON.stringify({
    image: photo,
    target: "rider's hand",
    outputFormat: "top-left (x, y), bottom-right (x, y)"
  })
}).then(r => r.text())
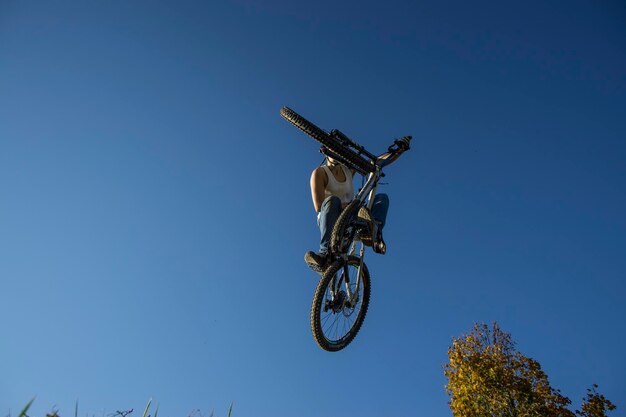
top-left (396, 136), bottom-right (411, 151)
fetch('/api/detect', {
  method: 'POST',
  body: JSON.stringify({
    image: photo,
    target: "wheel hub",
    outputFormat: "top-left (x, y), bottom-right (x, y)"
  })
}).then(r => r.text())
top-left (325, 290), bottom-right (347, 313)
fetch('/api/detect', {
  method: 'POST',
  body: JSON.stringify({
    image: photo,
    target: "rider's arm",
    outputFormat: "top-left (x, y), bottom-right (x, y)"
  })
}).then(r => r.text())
top-left (376, 151), bottom-right (402, 166)
top-left (310, 167), bottom-right (328, 213)
top-left (376, 137), bottom-right (410, 167)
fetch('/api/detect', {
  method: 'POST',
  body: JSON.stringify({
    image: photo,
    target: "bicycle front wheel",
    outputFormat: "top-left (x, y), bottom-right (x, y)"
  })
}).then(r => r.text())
top-left (310, 256), bottom-right (371, 352)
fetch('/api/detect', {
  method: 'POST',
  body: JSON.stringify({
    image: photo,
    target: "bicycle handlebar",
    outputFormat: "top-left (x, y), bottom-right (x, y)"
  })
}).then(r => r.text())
top-left (330, 129), bottom-right (379, 161)
top-left (331, 129), bottom-right (412, 163)
top-left (321, 134), bottom-right (412, 174)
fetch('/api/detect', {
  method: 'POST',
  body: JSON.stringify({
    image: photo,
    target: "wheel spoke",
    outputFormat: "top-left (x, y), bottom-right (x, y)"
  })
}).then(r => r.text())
top-left (325, 311), bottom-right (342, 336)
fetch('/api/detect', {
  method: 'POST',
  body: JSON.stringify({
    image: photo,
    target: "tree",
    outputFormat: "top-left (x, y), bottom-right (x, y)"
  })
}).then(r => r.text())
top-left (444, 323), bottom-right (616, 417)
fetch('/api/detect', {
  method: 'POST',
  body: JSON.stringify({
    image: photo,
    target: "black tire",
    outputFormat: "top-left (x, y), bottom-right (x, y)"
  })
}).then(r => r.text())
top-left (280, 107), bottom-right (375, 173)
top-left (330, 199), bottom-right (360, 254)
top-left (310, 256), bottom-right (371, 352)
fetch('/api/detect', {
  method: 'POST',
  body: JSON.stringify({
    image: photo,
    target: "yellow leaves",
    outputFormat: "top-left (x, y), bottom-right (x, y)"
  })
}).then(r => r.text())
top-left (577, 385), bottom-right (617, 417)
top-left (443, 322), bottom-right (615, 417)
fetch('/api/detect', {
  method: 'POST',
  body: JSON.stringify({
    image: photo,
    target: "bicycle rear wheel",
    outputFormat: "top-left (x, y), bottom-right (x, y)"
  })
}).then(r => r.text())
top-left (330, 199), bottom-right (360, 254)
top-left (310, 256), bottom-right (371, 352)
top-left (280, 107), bottom-right (375, 174)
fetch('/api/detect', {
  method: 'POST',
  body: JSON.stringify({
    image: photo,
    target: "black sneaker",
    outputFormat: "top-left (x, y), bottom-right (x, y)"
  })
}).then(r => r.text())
top-left (373, 230), bottom-right (387, 254)
top-left (304, 251), bottom-right (327, 273)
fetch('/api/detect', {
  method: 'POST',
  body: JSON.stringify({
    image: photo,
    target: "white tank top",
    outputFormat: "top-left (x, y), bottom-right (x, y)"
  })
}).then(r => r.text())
top-left (322, 165), bottom-right (353, 205)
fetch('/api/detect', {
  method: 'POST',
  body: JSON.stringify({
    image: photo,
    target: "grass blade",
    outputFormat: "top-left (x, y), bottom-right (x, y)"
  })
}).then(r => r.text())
top-left (227, 403), bottom-right (233, 417)
top-left (141, 398), bottom-right (152, 417)
top-left (18, 398), bottom-right (35, 417)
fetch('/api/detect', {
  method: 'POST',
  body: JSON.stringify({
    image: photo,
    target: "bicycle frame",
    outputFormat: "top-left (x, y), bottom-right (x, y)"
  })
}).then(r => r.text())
top-left (335, 166), bottom-right (384, 306)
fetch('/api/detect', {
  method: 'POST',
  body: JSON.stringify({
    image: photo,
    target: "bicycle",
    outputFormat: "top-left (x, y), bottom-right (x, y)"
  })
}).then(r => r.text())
top-left (280, 106), bottom-right (411, 352)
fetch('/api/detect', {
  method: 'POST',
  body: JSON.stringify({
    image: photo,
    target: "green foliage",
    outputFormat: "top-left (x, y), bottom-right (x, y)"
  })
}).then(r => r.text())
top-left (444, 323), bottom-right (616, 417)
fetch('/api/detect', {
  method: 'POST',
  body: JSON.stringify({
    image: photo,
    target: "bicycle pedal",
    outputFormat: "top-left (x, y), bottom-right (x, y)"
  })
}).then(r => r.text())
top-left (358, 207), bottom-right (373, 223)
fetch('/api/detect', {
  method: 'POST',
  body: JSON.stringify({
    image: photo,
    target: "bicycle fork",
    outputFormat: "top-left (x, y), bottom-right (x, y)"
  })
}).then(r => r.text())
top-left (342, 242), bottom-right (366, 306)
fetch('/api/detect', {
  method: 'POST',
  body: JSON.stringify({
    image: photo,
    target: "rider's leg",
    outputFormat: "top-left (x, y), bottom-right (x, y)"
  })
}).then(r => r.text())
top-left (305, 195), bottom-right (342, 272)
top-left (371, 193), bottom-right (389, 254)
top-left (318, 195), bottom-right (342, 254)
top-left (371, 193), bottom-right (389, 229)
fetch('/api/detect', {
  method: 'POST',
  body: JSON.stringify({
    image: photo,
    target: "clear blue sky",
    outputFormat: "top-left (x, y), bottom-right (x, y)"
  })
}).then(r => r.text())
top-left (1, 1), bottom-right (625, 416)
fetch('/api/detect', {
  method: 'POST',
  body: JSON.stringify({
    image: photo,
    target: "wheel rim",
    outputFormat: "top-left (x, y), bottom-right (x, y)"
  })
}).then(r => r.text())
top-left (318, 262), bottom-right (367, 345)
